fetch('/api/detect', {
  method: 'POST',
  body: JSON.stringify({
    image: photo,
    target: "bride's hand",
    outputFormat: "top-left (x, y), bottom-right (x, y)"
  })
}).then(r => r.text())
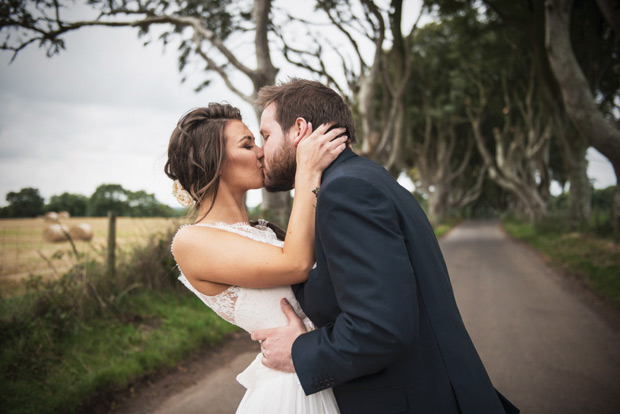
top-left (294, 123), bottom-right (348, 176)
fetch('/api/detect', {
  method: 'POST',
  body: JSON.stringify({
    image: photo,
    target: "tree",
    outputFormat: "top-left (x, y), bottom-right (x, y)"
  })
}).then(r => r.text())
top-left (425, 0), bottom-right (619, 224)
top-left (0, 0), bottom-right (292, 225)
top-left (87, 183), bottom-right (130, 216)
top-left (405, 20), bottom-right (486, 224)
top-left (278, 0), bottom-right (424, 175)
top-left (45, 192), bottom-right (89, 216)
top-left (5, 187), bottom-right (45, 217)
top-left (411, 6), bottom-right (553, 222)
top-left (544, 0), bottom-right (620, 233)
top-left (127, 189), bottom-right (175, 217)
top-left (465, 68), bottom-right (552, 222)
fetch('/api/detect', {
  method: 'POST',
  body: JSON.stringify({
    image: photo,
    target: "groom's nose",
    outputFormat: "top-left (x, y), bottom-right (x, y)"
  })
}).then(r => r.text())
top-left (256, 146), bottom-right (264, 162)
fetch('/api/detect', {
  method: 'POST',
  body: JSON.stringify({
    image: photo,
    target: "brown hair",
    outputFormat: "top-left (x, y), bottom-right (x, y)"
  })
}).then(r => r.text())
top-left (255, 78), bottom-right (356, 144)
top-left (164, 103), bottom-right (242, 219)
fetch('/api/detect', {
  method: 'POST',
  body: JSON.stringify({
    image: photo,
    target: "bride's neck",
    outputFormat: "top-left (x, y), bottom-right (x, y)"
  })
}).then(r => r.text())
top-left (195, 185), bottom-right (249, 225)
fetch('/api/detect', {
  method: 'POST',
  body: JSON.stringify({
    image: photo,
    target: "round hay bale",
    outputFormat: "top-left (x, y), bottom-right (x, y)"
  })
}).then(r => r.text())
top-left (44, 212), bottom-right (59, 223)
top-left (43, 224), bottom-right (70, 242)
top-left (69, 223), bottom-right (93, 242)
top-left (58, 211), bottom-right (71, 219)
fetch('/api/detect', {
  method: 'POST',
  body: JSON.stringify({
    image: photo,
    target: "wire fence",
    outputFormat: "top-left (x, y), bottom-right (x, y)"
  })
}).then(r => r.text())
top-left (0, 216), bottom-right (186, 296)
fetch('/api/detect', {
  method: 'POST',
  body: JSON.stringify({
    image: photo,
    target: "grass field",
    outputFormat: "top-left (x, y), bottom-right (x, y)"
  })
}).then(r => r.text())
top-left (0, 217), bottom-right (188, 296)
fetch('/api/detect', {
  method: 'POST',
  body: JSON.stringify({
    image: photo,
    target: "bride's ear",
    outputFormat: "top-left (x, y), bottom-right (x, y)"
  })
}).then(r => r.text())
top-left (292, 117), bottom-right (309, 147)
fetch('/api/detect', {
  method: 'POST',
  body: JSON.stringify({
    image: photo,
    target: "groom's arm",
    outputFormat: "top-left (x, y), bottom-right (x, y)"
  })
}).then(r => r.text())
top-left (291, 175), bottom-right (418, 395)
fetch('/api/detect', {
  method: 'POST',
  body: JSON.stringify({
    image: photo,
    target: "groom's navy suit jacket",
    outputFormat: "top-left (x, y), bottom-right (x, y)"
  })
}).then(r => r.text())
top-left (292, 149), bottom-right (518, 414)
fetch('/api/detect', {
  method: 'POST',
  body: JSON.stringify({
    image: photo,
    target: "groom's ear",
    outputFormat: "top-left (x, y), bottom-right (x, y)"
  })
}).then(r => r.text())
top-left (291, 117), bottom-right (309, 142)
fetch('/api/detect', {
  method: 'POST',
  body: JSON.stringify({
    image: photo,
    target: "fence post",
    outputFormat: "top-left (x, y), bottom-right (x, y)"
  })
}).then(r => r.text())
top-left (107, 211), bottom-right (116, 277)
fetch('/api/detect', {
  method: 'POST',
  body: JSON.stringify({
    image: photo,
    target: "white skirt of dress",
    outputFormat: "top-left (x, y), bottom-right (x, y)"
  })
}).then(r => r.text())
top-left (236, 354), bottom-right (340, 414)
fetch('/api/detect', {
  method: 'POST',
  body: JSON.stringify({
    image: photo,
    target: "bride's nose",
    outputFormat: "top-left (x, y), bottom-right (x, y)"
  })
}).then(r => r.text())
top-left (256, 146), bottom-right (264, 161)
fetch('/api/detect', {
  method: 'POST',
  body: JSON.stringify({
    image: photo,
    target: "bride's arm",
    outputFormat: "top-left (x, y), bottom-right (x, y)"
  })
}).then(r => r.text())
top-left (172, 124), bottom-right (347, 290)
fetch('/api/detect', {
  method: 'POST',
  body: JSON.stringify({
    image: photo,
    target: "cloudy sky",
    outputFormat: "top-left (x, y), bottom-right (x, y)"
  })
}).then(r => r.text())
top-left (0, 3), bottom-right (615, 209)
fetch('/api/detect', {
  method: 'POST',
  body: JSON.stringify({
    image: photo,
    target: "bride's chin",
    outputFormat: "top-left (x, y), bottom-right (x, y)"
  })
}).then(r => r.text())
top-left (250, 180), bottom-right (264, 190)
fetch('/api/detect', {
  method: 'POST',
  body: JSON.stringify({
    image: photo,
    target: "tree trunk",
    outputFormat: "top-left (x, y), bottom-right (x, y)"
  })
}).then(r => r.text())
top-left (567, 148), bottom-right (591, 231)
top-left (545, 0), bottom-right (620, 228)
top-left (251, 0), bottom-right (291, 227)
top-left (428, 184), bottom-right (449, 226)
top-left (558, 128), bottom-right (591, 230)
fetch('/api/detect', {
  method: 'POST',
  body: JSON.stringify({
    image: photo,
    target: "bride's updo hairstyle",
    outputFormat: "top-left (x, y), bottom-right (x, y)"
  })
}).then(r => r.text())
top-left (164, 103), bottom-right (242, 218)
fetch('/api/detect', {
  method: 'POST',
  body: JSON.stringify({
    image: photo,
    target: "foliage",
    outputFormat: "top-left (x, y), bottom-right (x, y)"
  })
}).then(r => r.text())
top-left (0, 290), bottom-right (236, 414)
top-left (87, 183), bottom-right (131, 216)
top-left (502, 217), bottom-right (620, 308)
top-left (0, 226), bottom-right (237, 414)
top-left (591, 185), bottom-right (615, 211)
top-left (1, 185), bottom-right (178, 218)
top-left (45, 192), bottom-right (89, 216)
top-left (126, 189), bottom-right (178, 217)
top-left (434, 217), bottom-right (461, 238)
top-left (545, 185), bottom-right (616, 238)
top-left (3, 187), bottom-right (45, 217)
top-left (422, 0), bottom-right (619, 223)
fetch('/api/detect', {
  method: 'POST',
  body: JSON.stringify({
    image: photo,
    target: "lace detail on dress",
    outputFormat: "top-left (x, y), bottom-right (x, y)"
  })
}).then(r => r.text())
top-left (172, 220), bottom-right (295, 330)
top-left (193, 219), bottom-right (281, 245)
top-left (177, 275), bottom-right (240, 323)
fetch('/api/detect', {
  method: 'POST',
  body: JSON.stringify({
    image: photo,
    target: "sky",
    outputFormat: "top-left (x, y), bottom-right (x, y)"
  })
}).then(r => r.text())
top-left (0, 2), bottom-right (615, 209)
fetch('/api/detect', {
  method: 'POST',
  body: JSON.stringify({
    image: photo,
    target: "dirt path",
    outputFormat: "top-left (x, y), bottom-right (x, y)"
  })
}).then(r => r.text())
top-left (107, 220), bottom-right (620, 414)
top-left (105, 331), bottom-right (258, 414)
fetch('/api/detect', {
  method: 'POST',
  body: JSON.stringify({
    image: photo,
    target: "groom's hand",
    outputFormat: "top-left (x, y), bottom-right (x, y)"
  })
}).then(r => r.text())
top-left (250, 298), bottom-right (306, 373)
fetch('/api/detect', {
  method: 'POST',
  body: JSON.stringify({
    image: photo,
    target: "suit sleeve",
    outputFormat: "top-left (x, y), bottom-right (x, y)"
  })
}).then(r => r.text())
top-left (291, 175), bottom-right (418, 395)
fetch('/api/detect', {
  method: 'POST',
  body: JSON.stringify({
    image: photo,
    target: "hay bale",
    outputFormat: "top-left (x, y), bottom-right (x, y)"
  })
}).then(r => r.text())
top-left (58, 211), bottom-right (71, 219)
top-left (44, 212), bottom-right (59, 223)
top-left (69, 223), bottom-right (93, 242)
top-left (43, 224), bottom-right (70, 242)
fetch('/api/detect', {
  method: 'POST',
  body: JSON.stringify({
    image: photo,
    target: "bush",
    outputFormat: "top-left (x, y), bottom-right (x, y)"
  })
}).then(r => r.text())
top-left (0, 225), bottom-right (237, 414)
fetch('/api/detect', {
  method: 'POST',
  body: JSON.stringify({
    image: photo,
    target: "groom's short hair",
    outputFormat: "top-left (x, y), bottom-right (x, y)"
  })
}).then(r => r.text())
top-left (256, 78), bottom-right (357, 144)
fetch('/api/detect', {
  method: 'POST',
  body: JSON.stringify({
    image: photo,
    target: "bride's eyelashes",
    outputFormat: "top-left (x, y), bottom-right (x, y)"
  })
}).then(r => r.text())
top-left (241, 136), bottom-right (255, 149)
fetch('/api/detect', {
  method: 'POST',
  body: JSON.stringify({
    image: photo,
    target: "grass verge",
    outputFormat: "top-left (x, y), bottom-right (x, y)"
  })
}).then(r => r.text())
top-left (434, 218), bottom-right (461, 239)
top-left (0, 289), bottom-right (237, 414)
top-left (0, 223), bottom-right (238, 414)
top-left (502, 217), bottom-right (620, 308)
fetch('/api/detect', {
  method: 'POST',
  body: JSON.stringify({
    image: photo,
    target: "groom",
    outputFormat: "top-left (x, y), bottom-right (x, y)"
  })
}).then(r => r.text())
top-left (251, 79), bottom-right (518, 414)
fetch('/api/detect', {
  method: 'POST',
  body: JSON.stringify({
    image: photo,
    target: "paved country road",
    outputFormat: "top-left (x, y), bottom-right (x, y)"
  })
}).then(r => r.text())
top-left (443, 220), bottom-right (620, 414)
top-left (108, 220), bottom-right (620, 414)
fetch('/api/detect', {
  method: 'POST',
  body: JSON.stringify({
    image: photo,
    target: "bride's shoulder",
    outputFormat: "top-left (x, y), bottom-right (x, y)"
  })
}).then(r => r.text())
top-left (171, 224), bottom-right (218, 255)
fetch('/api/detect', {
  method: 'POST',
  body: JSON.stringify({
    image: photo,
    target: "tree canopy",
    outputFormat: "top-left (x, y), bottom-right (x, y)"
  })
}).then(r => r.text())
top-left (1, 0), bottom-right (618, 227)
top-left (0, 185), bottom-right (178, 218)
top-left (2, 187), bottom-right (45, 218)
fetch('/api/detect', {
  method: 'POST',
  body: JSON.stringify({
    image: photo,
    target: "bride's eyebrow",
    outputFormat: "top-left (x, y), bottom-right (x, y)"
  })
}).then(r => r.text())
top-left (237, 136), bottom-right (253, 143)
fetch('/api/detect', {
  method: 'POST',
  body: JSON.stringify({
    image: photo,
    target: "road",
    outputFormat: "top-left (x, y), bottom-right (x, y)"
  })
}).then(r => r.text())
top-left (111, 220), bottom-right (620, 414)
top-left (443, 220), bottom-right (620, 413)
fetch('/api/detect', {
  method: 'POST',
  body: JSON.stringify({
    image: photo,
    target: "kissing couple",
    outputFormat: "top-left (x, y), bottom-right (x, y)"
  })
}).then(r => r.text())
top-left (166, 78), bottom-right (519, 414)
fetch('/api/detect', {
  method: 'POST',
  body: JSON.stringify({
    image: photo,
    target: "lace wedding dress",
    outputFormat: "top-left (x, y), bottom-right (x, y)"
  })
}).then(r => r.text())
top-left (174, 220), bottom-right (340, 414)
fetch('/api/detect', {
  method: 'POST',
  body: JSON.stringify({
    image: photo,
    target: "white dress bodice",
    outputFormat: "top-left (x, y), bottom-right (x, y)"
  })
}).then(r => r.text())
top-left (175, 219), bottom-right (314, 333)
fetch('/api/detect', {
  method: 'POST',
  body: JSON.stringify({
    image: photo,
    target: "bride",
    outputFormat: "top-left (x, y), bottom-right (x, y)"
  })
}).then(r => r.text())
top-left (164, 103), bottom-right (346, 413)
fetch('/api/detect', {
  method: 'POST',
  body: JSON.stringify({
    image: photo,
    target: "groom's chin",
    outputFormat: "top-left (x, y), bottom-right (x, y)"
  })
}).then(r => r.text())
top-left (264, 177), bottom-right (294, 193)
top-left (264, 183), bottom-right (294, 193)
